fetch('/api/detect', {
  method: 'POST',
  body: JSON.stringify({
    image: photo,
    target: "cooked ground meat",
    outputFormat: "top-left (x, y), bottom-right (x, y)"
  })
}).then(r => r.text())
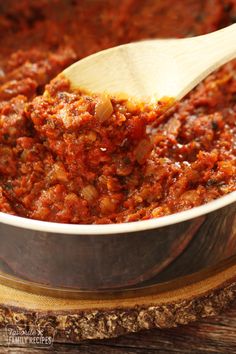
top-left (0, 0), bottom-right (235, 224)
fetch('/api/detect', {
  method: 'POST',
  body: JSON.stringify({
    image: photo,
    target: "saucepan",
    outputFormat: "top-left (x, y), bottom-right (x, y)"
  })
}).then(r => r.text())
top-left (0, 0), bottom-right (235, 294)
top-left (0, 191), bottom-right (235, 291)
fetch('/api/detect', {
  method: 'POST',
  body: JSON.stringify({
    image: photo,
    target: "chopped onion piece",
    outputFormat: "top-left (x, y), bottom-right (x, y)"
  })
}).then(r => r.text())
top-left (95, 94), bottom-right (113, 122)
top-left (100, 196), bottom-right (117, 214)
top-left (49, 162), bottom-right (68, 182)
top-left (135, 138), bottom-right (153, 164)
top-left (81, 185), bottom-right (98, 202)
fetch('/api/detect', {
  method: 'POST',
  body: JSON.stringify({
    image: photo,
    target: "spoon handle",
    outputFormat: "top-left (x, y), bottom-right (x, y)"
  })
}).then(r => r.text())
top-left (173, 24), bottom-right (236, 99)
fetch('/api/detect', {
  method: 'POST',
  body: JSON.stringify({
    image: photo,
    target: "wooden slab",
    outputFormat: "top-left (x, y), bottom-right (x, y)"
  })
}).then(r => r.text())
top-left (0, 256), bottom-right (235, 342)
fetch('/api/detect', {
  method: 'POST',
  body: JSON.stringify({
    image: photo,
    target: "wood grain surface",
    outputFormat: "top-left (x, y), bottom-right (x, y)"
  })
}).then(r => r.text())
top-left (0, 258), bottom-right (235, 352)
top-left (0, 300), bottom-right (235, 353)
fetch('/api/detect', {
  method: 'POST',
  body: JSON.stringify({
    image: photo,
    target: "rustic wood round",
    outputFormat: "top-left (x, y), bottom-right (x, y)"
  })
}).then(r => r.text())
top-left (0, 256), bottom-right (235, 342)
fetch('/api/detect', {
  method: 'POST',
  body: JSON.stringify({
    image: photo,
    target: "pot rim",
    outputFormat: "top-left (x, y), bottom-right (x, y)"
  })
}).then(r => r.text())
top-left (0, 190), bottom-right (236, 235)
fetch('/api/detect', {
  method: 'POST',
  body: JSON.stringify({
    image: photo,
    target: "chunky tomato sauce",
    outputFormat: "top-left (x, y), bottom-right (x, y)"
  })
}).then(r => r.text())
top-left (0, 0), bottom-right (236, 224)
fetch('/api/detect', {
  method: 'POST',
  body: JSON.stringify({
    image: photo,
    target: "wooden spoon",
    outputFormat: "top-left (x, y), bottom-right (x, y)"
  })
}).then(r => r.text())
top-left (63, 24), bottom-right (236, 101)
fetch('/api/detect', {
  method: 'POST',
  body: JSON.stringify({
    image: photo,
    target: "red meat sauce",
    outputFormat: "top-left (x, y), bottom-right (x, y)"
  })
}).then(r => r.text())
top-left (0, 0), bottom-right (236, 224)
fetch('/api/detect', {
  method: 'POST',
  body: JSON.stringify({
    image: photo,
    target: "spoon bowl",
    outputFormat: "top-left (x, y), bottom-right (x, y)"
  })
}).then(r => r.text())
top-left (64, 24), bottom-right (236, 101)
